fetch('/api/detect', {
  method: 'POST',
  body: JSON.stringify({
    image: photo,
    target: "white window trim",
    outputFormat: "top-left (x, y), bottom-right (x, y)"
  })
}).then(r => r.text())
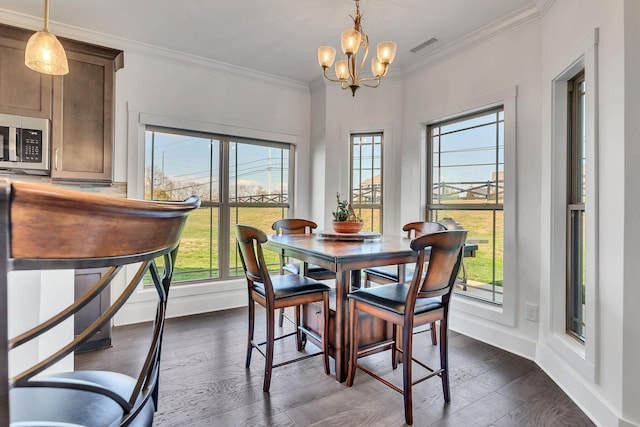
top-left (114, 107), bottom-right (298, 325)
top-left (547, 43), bottom-right (598, 382)
top-left (421, 85), bottom-right (518, 327)
top-left (340, 123), bottom-right (396, 232)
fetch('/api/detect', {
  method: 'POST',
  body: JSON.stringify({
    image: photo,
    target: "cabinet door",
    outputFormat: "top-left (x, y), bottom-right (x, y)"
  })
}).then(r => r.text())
top-left (51, 50), bottom-right (114, 182)
top-left (74, 268), bottom-right (111, 352)
top-left (0, 25), bottom-right (52, 118)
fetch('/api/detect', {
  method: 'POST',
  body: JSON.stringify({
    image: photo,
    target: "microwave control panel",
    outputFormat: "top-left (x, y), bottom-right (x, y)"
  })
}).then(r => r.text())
top-left (20, 129), bottom-right (43, 163)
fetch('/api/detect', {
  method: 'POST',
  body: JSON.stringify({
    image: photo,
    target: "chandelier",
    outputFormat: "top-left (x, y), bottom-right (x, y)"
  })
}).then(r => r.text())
top-left (317, 0), bottom-right (396, 97)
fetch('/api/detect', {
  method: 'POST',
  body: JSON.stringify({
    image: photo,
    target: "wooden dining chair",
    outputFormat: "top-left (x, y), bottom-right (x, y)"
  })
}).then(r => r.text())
top-left (236, 224), bottom-right (331, 392)
top-left (363, 221), bottom-right (447, 287)
top-left (272, 218), bottom-right (335, 327)
top-left (438, 217), bottom-right (470, 289)
top-left (347, 230), bottom-right (467, 425)
top-left (363, 221), bottom-right (447, 345)
top-left (0, 179), bottom-right (200, 426)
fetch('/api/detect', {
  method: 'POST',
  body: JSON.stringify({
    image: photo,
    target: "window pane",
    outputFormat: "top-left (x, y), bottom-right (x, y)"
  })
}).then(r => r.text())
top-left (174, 206), bottom-right (219, 281)
top-left (568, 209), bottom-right (586, 339)
top-left (433, 114), bottom-right (504, 205)
top-left (351, 132), bottom-right (383, 232)
top-left (145, 128), bottom-right (291, 283)
top-left (229, 207), bottom-right (286, 276)
top-left (567, 71), bottom-right (586, 342)
top-left (145, 132), bottom-right (217, 201)
top-left (229, 142), bottom-right (289, 204)
top-left (430, 209), bottom-right (503, 304)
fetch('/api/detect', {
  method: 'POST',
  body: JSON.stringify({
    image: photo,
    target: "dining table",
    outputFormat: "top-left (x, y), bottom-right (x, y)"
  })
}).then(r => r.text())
top-left (263, 231), bottom-right (418, 382)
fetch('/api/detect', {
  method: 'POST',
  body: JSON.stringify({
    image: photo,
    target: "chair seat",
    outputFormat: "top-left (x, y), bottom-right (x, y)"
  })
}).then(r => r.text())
top-left (348, 283), bottom-right (442, 315)
top-left (10, 371), bottom-right (154, 427)
top-left (364, 264), bottom-right (416, 282)
top-left (253, 273), bottom-right (331, 299)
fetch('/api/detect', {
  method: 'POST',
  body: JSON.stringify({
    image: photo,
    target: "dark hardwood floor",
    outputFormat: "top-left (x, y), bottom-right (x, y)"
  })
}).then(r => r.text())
top-left (76, 307), bottom-right (595, 426)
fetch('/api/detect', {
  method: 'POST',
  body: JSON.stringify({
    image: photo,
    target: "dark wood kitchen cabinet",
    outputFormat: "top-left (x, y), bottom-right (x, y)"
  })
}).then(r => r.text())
top-left (0, 25), bottom-right (52, 119)
top-left (51, 43), bottom-right (123, 183)
top-left (0, 23), bottom-right (123, 183)
top-left (74, 268), bottom-right (111, 352)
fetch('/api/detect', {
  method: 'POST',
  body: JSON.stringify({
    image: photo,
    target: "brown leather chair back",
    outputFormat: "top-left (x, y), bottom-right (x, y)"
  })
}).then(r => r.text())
top-left (403, 221), bottom-right (447, 238)
top-left (271, 218), bottom-right (318, 235)
top-left (409, 230), bottom-right (467, 299)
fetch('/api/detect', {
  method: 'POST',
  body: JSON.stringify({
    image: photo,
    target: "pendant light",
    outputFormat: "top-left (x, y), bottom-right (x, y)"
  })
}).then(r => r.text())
top-left (24, 0), bottom-right (69, 75)
top-left (317, 0), bottom-right (396, 96)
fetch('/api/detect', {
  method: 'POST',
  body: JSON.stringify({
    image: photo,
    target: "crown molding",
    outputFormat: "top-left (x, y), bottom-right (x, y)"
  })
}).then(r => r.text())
top-left (399, 2), bottom-right (546, 78)
top-left (0, 8), bottom-right (309, 93)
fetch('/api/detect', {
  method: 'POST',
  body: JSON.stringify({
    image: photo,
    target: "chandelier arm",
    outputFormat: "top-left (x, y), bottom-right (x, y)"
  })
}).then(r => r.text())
top-left (355, 34), bottom-right (369, 82)
top-left (322, 67), bottom-right (348, 84)
top-left (347, 54), bottom-right (358, 85)
top-left (360, 79), bottom-right (382, 88)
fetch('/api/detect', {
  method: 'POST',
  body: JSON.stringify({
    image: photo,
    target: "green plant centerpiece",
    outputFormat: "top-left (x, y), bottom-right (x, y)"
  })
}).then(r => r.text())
top-left (332, 192), bottom-right (363, 233)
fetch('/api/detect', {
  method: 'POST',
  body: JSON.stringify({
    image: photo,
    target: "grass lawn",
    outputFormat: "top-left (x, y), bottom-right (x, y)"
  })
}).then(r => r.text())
top-left (169, 206), bottom-right (503, 286)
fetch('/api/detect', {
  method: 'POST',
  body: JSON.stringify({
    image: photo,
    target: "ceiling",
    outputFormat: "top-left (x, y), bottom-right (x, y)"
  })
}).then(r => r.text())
top-left (1, 0), bottom-right (537, 84)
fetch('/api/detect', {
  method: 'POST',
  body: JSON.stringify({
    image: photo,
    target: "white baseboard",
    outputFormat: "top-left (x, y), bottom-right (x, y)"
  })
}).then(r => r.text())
top-left (450, 311), bottom-right (623, 427)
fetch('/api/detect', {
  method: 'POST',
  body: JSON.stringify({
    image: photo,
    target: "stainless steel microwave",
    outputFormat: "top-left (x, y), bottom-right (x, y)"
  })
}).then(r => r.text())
top-left (0, 113), bottom-right (50, 175)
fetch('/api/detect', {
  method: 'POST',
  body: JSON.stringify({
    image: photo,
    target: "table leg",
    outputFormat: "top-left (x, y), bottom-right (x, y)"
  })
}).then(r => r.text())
top-left (350, 269), bottom-right (361, 290)
top-left (334, 270), bottom-right (349, 382)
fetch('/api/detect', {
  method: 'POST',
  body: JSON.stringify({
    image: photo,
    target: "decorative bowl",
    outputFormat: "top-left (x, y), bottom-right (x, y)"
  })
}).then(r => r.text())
top-left (332, 220), bottom-right (364, 234)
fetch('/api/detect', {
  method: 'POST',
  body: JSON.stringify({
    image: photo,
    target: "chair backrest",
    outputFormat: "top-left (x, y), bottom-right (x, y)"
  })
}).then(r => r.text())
top-left (408, 230), bottom-right (467, 301)
top-left (236, 224), bottom-right (272, 291)
top-left (403, 221), bottom-right (447, 239)
top-left (0, 179), bottom-right (200, 425)
top-left (271, 218), bottom-right (318, 235)
top-left (438, 217), bottom-right (463, 231)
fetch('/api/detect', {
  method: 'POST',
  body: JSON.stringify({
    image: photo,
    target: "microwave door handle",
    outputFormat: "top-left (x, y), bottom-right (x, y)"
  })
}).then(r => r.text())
top-left (8, 127), bottom-right (17, 161)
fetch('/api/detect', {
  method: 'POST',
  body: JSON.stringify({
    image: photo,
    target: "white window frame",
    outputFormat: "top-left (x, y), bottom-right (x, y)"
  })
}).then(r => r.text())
top-left (422, 86), bottom-right (517, 328)
top-left (115, 109), bottom-right (299, 324)
top-left (548, 50), bottom-right (598, 382)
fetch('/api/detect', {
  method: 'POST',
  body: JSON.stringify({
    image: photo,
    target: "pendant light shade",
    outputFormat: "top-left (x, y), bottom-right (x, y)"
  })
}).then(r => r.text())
top-left (24, 0), bottom-right (69, 75)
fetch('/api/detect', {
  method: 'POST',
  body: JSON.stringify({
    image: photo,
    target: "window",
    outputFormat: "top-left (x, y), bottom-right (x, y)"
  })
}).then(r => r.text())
top-left (350, 133), bottom-right (383, 232)
top-left (145, 127), bottom-right (292, 283)
top-left (427, 108), bottom-right (504, 304)
top-left (567, 71), bottom-right (586, 342)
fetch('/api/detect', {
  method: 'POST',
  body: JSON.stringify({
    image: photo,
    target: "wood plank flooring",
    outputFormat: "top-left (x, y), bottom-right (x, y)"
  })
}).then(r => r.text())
top-left (76, 307), bottom-right (595, 426)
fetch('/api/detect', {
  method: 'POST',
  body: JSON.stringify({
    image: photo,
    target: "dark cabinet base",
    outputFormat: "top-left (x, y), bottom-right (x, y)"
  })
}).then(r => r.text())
top-left (302, 290), bottom-right (392, 357)
top-left (74, 268), bottom-right (111, 352)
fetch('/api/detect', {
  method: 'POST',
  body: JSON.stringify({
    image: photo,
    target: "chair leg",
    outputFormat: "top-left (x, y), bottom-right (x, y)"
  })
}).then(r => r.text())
top-left (322, 292), bottom-right (330, 375)
top-left (440, 317), bottom-right (451, 402)
top-left (246, 299), bottom-right (255, 368)
top-left (263, 308), bottom-right (276, 392)
top-left (295, 305), bottom-right (303, 351)
top-left (430, 321), bottom-right (437, 345)
top-left (278, 307), bottom-right (285, 327)
top-left (391, 324), bottom-right (398, 369)
top-left (346, 299), bottom-right (359, 387)
top-left (402, 320), bottom-right (414, 425)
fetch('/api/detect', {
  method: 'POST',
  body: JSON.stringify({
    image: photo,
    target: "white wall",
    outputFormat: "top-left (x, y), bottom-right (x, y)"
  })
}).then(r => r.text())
top-left (401, 10), bottom-right (543, 350)
top-left (396, 1), bottom-right (638, 426)
top-left (311, 77), bottom-right (404, 232)
top-left (111, 47), bottom-right (315, 323)
top-left (622, 1), bottom-right (640, 424)
top-left (8, 270), bottom-right (74, 376)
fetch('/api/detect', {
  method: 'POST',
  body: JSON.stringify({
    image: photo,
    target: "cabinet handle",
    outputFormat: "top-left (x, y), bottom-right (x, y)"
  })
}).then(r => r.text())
top-left (55, 148), bottom-right (59, 171)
